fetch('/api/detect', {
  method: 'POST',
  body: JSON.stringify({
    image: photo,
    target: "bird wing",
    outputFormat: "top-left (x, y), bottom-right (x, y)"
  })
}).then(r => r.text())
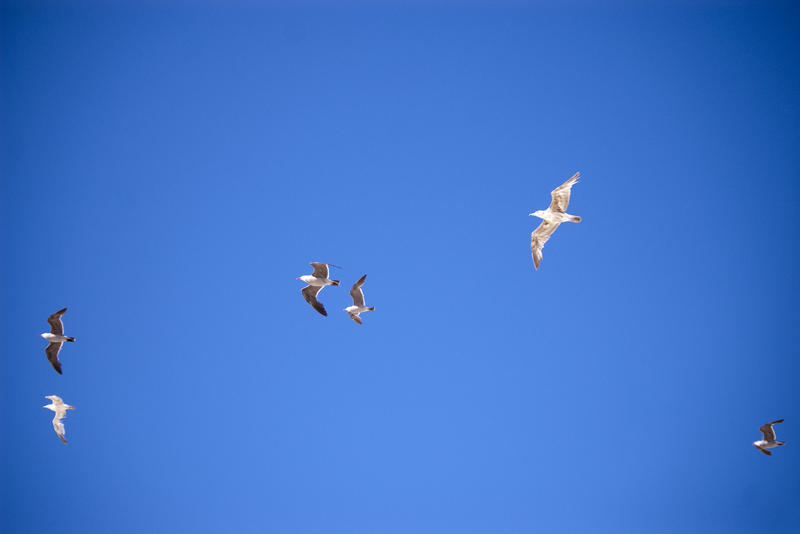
top-left (756, 445), bottom-right (772, 456)
top-left (349, 312), bottom-right (363, 325)
top-left (310, 262), bottom-right (330, 279)
top-left (47, 308), bottom-right (67, 336)
top-left (52, 414), bottom-right (67, 443)
top-left (548, 172), bottom-right (580, 213)
top-left (302, 285), bottom-right (328, 316)
top-left (760, 419), bottom-right (784, 441)
top-left (46, 343), bottom-right (63, 374)
top-left (350, 274), bottom-right (367, 307)
top-left (531, 220), bottom-right (560, 270)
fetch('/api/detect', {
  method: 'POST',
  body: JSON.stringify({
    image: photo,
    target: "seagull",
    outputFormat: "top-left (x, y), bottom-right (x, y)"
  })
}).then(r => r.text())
top-left (753, 419), bottom-right (786, 456)
top-left (40, 308), bottom-right (76, 374)
top-left (344, 274), bottom-right (375, 325)
top-left (297, 262), bottom-right (340, 316)
top-left (530, 172), bottom-right (582, 270)
top-left (43, 395), bottom-right (75, 444)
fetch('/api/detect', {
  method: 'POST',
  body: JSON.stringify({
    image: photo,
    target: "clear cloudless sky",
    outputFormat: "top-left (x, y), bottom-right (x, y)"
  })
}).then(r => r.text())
top-left (2, 1), bottom-right (799, 532)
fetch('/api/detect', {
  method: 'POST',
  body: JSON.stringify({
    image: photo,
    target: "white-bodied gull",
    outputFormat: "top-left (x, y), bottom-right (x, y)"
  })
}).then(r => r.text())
top-left (40, 308), bottom-right (75, 375)
top-left (44, 395), bottom-right (75, 444)
top-left (754, 419), bottom-right (785, 456)
top-left (530, 172), bottom-right (582, 270)
top-left (298, 262), bottom-right (340, 316)
top-left (344, 274), bottom-right (375, 325)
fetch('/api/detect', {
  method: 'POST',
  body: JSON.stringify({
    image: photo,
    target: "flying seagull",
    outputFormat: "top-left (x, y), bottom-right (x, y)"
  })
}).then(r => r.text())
top-left (753, 419), bottom-right (786, 456)
top-left (40, 308), bottom-right (76, 374)
top-left (344, 274), bottom-right (375, 325)
top-left (43, 395), bottom-right (75, 444)
top-left (530, 172), bottom-right (582, 270)
top-left (297, 262), bottom-right (340, 316)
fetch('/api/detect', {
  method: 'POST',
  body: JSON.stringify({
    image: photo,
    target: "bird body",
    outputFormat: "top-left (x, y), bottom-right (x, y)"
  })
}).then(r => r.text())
top-left (40, 308), bottom-right (75, 374)
top-left (753, 419), bottom-right (786, 456)
top-left (530, 172), bottom-right (582, 270)
top-left (41, 332), bottom-right (75, 343)
top-left (298, 275), bottom-right (338, 287)
top-left (530, 209), bottom-right (581, 224)
top-left (44, 395), bottom-right (75, 444)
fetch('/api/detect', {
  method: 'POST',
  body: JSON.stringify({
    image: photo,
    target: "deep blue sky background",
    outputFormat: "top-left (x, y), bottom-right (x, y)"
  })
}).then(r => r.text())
top-left (2, 2), bottom-right (799, 532)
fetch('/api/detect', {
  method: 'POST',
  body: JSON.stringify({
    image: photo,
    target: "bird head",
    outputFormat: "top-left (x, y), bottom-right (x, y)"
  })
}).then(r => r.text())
top-left (529, 210), bottom-right (546, 219)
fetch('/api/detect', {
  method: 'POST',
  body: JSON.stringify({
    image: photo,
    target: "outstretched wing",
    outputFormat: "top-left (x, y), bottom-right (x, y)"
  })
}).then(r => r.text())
top-left (531, 220), bottom-right (560, 270)
top-left (46, 343), bottom-right (63, 374)
top-left (760, 419), bottom-right (784, 441)
top-left (52, 415), bottom-right (67, 444)
top-left (350, 274), bottom-right (367, 307)
top-left (549, 172), bottom-right (580, 213)
top-left (349, 312), bottom-right (363, 325)
top-left (47, 308), bottom-right (67, 336)
top-left (310, 262), bottom-right (330, 279)
top-left (302, 285), bottom-right (327, 316)
top-left (756, 445), bottom-right (772, 456)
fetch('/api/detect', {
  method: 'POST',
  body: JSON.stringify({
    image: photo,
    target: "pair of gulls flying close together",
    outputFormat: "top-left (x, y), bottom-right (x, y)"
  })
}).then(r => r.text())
top-left (38, 309), bottom-right (77, 443)
top-left (44, 395), bottom-right (75, 444)
top-left (298, 262), bottom-right (375, 324)
top-left (40, 307), bottom-right (76, 374)
top-left (530, 172), bottom-right (582, 270)
top-left (753, 419), bottom-right (786, 456)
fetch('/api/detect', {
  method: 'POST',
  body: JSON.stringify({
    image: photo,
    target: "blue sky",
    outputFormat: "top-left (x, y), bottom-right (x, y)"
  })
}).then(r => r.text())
top-left (2, 2), bottom-right (799, 533)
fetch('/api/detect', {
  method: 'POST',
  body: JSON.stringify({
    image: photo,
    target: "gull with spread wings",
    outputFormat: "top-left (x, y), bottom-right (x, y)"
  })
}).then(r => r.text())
top-left (344, 275), bottom-right (375, 325)
top-left (44, 395), bottom-right (75, 444)
top-left (297, 262), bottom-right (341, 316)
top-left (40, 308), bottom-right (76, 374)
top-left (530, 172), bottom-right (582, 270)
top-left (753, 419), bottom-right (786, 456)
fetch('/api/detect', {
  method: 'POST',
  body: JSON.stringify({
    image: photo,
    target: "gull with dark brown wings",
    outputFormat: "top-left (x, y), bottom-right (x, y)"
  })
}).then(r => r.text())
top-left (753, 419), bottom-right (786, 456)
top-left (529, 172), bottom-right (582, 270)
top-left (40, 308), bottom-right (76, 374)
top-left (297, 262), bottom-right (341, 316)
top-left (344, 274), bottom-right (375, 325)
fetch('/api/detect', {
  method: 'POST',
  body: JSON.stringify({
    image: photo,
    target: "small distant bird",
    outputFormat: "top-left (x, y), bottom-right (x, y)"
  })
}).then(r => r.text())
top-left (43, 395), bottom-right (75, 444)
top-left (298, 262), bottom-right (340, 316)
top-left (753, 419), bottom-right (786, 456)
top-left (344, 274), bottom-right (375, 325)
top-left (530, 172), bottom-right (582, 270)
top-left (40, 308), bottom-right (76, 374)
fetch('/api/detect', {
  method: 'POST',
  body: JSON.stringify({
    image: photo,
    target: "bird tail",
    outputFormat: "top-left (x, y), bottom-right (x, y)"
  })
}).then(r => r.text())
top-left (66, 337), bottom-right (76, 342)
top-left (331, 280), bottom-right (340, 286)
top-left (367, 307), bottom-right (375, 311)
top-left (778, 441), bottom-right (786, 446)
